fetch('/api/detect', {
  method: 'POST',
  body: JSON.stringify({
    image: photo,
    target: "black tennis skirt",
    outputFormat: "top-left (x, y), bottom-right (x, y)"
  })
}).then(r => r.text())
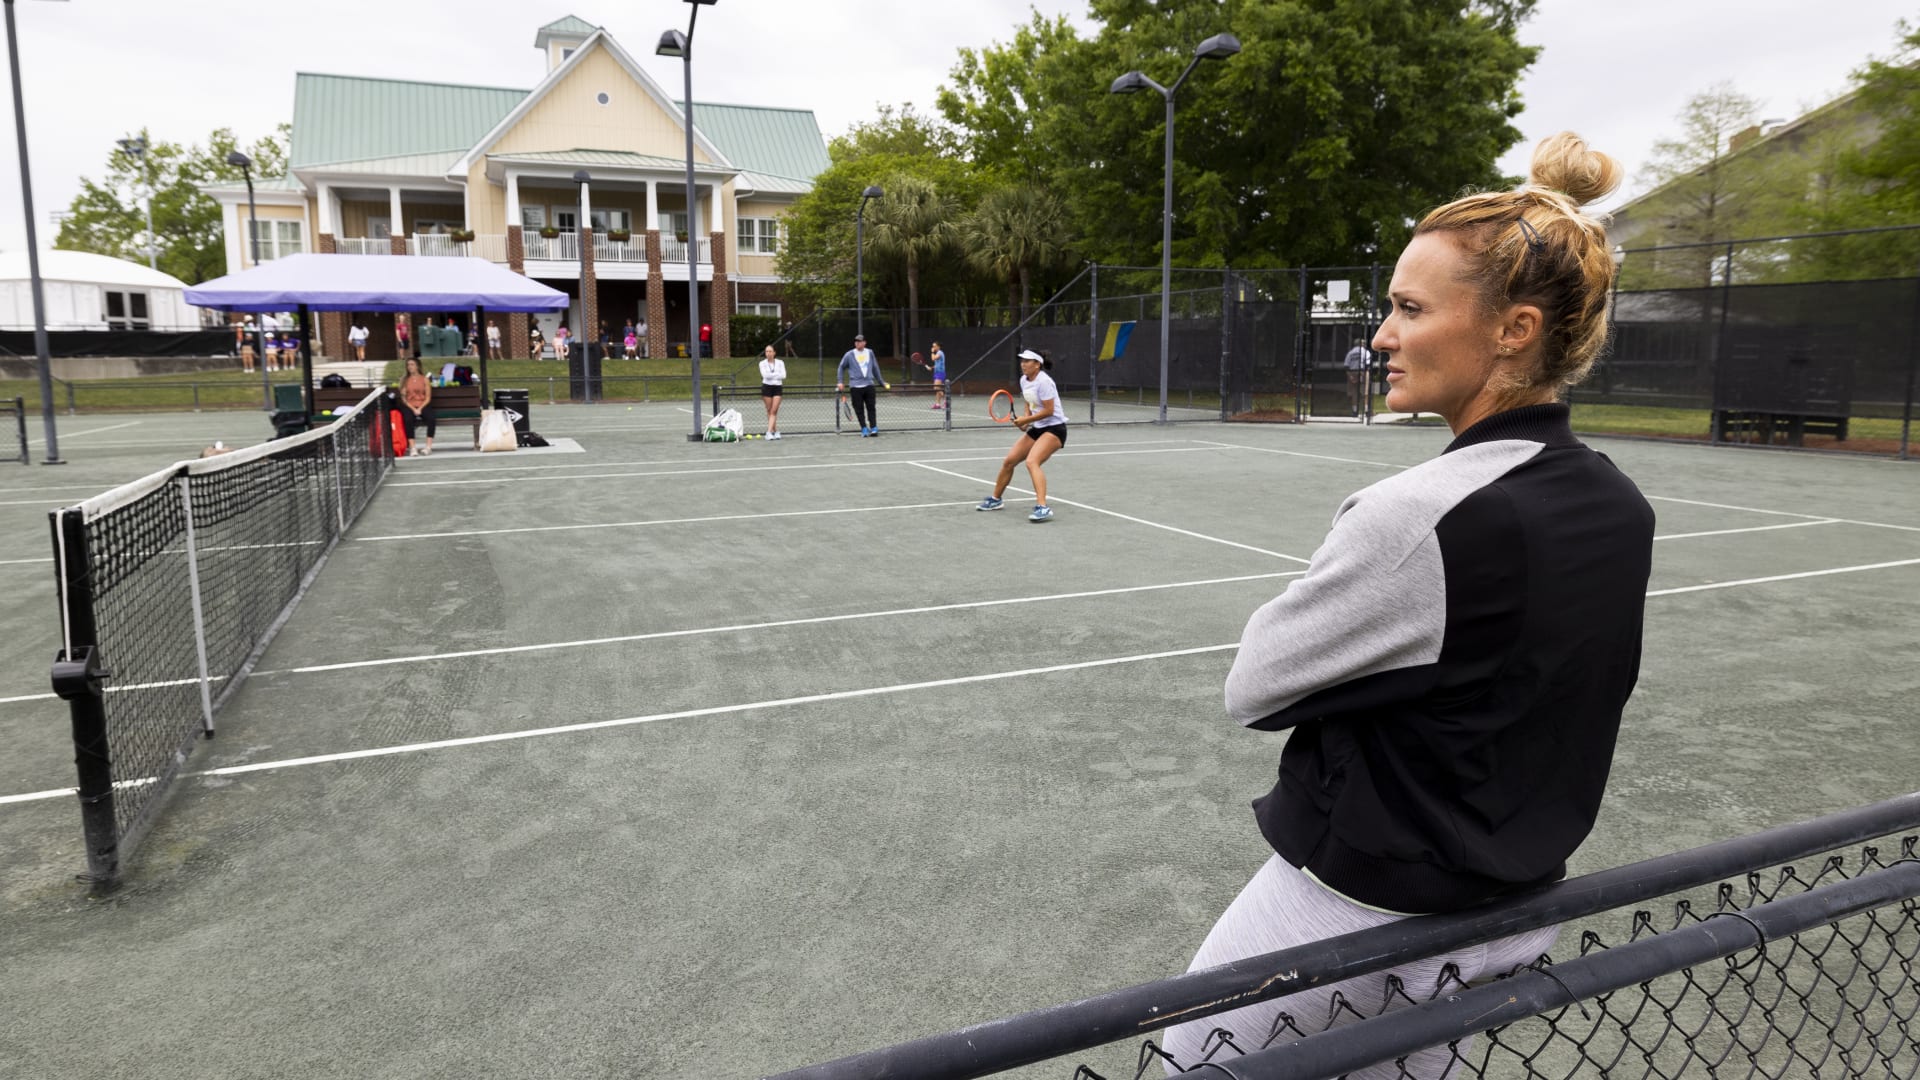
top-left (760, 384), bottom-right (784, 397)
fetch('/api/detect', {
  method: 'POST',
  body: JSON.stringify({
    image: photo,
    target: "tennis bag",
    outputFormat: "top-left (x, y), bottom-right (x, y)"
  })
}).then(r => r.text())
top-left (704, 407), bottom-right (744, 442)
top-left (478, 408), bottom-right (518, 452)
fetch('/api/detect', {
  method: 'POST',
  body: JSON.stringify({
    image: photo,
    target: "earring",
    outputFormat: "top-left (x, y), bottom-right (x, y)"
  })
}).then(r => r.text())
top-left (1497, 345), bottom-right (1516, 355)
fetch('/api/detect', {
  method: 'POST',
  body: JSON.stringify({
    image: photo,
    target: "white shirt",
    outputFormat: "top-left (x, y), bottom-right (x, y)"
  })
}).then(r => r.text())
top-left (486, 325), bottom-right (501, 345)
top-left (758, 358), bottom-right (786, 385)
top-left (1020, 371), bottom-right (1066, 426)
top-left (347, 325), bottom-right (369, 345)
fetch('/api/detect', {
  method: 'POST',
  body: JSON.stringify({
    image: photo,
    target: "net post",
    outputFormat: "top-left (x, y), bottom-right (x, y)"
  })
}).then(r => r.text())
top-left (48, 505), bottom-right (119, 889)
top-left (176, 476), bottom-right (216, 737)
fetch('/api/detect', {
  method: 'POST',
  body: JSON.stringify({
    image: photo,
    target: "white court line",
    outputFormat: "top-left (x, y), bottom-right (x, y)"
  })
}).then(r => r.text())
top-left (908, 461), bottom-right (1311, 565)
top-left (385, 446), bottom-right (1220, 488)
top-left (1192, 439), bottom-right (1412, 470)
top-left (0, 496), bottom-right (71, 507)
top-left (1646, 494), bottom-right (1920, 535)
top-left (0, 643), bottom-right (1245, 805)
top-left (393, 437), bottom-right (1187, 477)
top-left (1653, 520), bottom-right (1842, 542)
top-left (0, 556), bottom-right (51, 566)
top-left (0, 571), bottom-right (1303, 703)
top-left (45, 420), bottom-right (145, 441)
top-left (354, 500), bottom-right (981, 542)
top-left (1647, 557), bottom-right (1920, 596)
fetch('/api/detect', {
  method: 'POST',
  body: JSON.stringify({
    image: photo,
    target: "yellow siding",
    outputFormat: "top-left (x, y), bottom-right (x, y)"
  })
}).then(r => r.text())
top-left (337, 199), bottom-right (386, 237)
top-left (738, 254), bottom-right (778, 276)
top-left (468, 162), bottom-right (505, 236)
top-left (493, 46), bottom-right (712, 163)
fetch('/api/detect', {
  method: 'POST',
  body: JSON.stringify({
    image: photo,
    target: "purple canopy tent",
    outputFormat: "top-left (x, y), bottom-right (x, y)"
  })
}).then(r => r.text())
top-left (185, 254), bottom-right (570, 423)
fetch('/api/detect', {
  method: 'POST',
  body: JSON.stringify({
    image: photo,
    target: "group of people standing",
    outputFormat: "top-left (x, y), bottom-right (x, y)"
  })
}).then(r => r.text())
top-left (232, 314), bottom-right (300, 374)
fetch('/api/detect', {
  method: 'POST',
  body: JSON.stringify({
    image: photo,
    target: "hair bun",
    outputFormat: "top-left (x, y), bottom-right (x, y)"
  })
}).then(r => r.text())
top-left (1527, 131), bottom-right (1622, 208)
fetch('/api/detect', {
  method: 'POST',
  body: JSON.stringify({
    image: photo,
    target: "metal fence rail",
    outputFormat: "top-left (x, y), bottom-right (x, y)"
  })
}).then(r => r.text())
top-left (764, 792), bottom-right (1920, 1080)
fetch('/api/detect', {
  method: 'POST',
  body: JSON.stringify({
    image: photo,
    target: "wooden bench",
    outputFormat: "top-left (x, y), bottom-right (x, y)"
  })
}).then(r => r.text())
top-left (312, 384), bottom-right (486, 449)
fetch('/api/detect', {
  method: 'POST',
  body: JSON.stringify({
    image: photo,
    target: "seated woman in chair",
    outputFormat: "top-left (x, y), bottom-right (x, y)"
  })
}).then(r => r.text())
top-left (399, 357), bottom-right (436, 457)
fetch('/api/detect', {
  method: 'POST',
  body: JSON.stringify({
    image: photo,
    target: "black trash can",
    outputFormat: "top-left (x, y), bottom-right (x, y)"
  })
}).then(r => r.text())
top-left (493, 388), bottom-right (531, 438)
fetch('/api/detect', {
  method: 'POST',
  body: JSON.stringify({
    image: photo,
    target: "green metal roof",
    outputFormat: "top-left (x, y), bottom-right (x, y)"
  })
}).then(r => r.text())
top-left (492, 149), bottom-right (713, 171)
top-left (535, 14), bottom-right (599, 45)
top-left (287, 72), bottom-right (830, 186)
top-left (680, 102), bottom-right (830, 184)
top-left (290, 73), bottom-right (526, 167)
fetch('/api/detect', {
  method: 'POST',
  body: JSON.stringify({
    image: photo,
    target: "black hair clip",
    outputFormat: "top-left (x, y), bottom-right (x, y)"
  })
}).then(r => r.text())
top-left (1517, 218), bottom-right (1548, 255)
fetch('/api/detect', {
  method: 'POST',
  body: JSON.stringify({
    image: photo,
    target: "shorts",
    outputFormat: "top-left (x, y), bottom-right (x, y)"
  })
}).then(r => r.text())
top-left (760, 384), bottom-right (784, 397)
top-left (1023, 423), bottom-right (1067, 446)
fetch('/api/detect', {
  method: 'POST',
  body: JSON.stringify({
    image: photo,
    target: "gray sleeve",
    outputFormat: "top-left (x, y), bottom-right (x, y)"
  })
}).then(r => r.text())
top-left (1223, 440), bottom-right (1546, 727)
top-left (837, 352), bottom-right (853, 382)
top-left (1224, 490), bottom-right (1447, 726)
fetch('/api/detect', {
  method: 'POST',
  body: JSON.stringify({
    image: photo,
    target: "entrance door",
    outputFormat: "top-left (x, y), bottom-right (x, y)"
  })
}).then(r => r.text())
top-left (534, 312), bottom-right (561, 358)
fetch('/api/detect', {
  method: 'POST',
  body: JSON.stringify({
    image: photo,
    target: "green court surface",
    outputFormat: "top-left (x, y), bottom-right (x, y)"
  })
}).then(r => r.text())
top-left (0, 404), bottom-right (1916, 1078)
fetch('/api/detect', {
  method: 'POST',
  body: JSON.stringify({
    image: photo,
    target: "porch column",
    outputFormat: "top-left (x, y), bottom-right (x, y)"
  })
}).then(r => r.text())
top-left (316, 182), bottom-right (335, 237)
top-left (506, 170), bottom-right (521, 229)
top-left (388, 186), bottom-right (405, 254)
top-left (708, 184), bottom-right (720, 260)
top-left (645, 178), bottom-right (658, 231)
top-left (645, 228), bottom-right (667, 361)
top-left (578, 180), bottom-right (592, 232)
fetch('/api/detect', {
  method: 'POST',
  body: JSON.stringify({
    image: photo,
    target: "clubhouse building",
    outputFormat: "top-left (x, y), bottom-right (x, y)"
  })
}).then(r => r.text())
top-left (203, 15), bottom-right (829, 361)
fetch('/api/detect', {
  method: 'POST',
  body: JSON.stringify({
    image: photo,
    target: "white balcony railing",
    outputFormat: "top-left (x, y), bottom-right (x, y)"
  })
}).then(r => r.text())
top-left (660, 240), bottom-right (711, 264)
top-left (335, 236), bottom-right (392, 255)
top-left (407, 233), bottom-right (469, 257)
top-left (593, 238), bottom-right (648, 263)
top-left (522, 233), bottom-right (580, 261)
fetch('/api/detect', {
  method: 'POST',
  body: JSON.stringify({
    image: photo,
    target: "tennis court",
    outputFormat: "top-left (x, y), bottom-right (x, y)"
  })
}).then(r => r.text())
top-left (1, 402), bottom-right (1917, 1078)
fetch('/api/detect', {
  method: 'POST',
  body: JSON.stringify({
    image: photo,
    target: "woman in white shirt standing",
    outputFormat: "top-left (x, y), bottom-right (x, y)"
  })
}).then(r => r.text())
top-left (976, 348), bottom-right (1067, 522)
top-left (757, 344), bottom-right (786, 440)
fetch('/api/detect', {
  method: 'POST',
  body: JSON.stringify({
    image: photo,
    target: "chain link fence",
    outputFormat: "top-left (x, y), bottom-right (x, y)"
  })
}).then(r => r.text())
top-left (769, 794), bottom-right (1920, 1080)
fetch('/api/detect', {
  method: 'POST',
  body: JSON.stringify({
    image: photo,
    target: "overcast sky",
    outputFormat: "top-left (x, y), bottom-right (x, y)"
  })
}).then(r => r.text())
top-left (0, 0), bottom-right (1911, 256)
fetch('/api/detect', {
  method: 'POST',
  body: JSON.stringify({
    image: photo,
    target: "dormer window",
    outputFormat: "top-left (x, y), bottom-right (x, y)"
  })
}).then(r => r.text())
top-left (561, 47), bottom-right (574, 61)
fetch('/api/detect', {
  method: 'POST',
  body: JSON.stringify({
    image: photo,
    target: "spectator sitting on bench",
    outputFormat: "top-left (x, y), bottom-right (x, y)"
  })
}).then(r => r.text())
top-left (399, 357), bottom-right (437, 457)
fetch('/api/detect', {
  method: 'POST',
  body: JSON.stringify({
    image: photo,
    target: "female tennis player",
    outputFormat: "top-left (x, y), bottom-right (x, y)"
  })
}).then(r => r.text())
top-left (757, 344), bottom-right (786, 440)
top-left (976, 348), bottom-right (1066, 522)
top-left (1161, 133), bottom-right (1657, 1076)
top-left (397, 356), bottom-right (436, 457)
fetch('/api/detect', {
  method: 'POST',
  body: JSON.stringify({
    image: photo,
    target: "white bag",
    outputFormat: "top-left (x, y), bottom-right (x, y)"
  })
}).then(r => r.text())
top-left (704, 407), bottom-right (744, 442)
top-left (478, 408), bottom-right (518, 452)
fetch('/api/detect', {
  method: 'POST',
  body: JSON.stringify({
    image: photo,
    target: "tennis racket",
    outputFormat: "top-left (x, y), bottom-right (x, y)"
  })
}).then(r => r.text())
top-left (989, 389), bottom-right (1017, 424)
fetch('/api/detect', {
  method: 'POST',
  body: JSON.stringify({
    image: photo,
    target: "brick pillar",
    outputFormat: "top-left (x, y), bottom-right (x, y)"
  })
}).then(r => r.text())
top-left (645, 229), bottom-right (668, 360)
top-left (579, 228), bottom-right (598, 348)
top-left (389, 233), bottom-right (407, 255)
top-left (708, 231), bottom-right (731, 361)
top-left (318, 233), bottom-right (337, 254)
top-left (507, 225), bottom-right (531, 360)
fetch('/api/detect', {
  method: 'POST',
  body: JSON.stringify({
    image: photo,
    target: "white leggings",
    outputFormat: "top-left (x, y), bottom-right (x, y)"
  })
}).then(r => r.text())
top-left (1163, 855), bottom-right (1560, 1078)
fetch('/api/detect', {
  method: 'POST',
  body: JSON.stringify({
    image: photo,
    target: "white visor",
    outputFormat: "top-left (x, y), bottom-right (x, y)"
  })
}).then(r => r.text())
top-left (1017, 349), bottom-right (1043, 362)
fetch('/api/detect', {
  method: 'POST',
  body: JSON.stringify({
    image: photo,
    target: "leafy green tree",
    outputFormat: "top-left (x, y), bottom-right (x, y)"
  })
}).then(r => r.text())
top-left (962, 185), bottom-right (1073, 323)
top-left (57, 125), bottom-right (289, 284)
top-left (863, 175), bottom-right (959, 359)
top-left (775, 106), bottom-right (983, 317)
top-left (941, 0), bottom-right (1537, 270)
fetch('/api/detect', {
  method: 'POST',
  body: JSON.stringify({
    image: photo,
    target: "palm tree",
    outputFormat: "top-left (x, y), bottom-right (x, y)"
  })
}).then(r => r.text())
top-left (864, 175), bottom-right (957, 366)
top-left (962, 186), bottom-right (1072, 328)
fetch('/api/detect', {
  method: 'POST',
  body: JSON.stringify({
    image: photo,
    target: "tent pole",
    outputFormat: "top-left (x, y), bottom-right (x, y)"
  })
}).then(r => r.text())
top-left (299, 303), bottom-right (314, 427)
top-left (476, 304), bottom-right (490, 402)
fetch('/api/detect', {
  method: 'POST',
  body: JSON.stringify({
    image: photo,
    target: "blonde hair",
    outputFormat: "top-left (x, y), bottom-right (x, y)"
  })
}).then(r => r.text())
top-left (1415, 132), bottom-right (1624, 395)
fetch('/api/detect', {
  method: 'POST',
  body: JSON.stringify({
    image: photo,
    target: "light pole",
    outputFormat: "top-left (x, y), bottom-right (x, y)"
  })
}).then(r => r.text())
top-left (116, 135), bottom-right (157, 271)
top-left (1109, 31), bottom-right (1240, 422)
top-left (855, 185), bottom-right (882, 342)
top-left (658, 0), bottom-right (717, 442)
top-left (6, 0), bottom-right (66, 463)
top-left (226, 150), bottom-right (272, 410)
top-left (572, 168), bottom-right (591, 404)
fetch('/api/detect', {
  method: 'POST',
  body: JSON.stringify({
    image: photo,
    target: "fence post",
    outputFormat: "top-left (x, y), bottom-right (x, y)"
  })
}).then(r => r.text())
top-left (12, 395), bottom-right (24, 464)
top-left (1903, 259), bottom-right (1919, 461)
top-left (1366, 262), bottom-right (1382, 423)
top-left (48, 506), bottom-right (119, 889)
top-left (1294, 266), bottom-right (1309, 422)
top-left (1218, 271), bottom-right (1231, 421)
top-left (192, 382), bottom-right (200, 411)
top-left (1088, 262), bottom-right (1099, 424)
top-left (65, 379), bottom-right (75, 415)
top-left (1708, 241), bottom-right (1735, 443)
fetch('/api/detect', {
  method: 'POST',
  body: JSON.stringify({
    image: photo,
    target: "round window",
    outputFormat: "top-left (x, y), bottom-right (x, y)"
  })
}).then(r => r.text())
top-left (596, 92), bottom-right (610, 106)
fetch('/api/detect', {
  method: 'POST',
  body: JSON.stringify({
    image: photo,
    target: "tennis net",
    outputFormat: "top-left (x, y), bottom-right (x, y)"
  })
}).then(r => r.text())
top-left (7, 396), bottom-right (24, 464)
top-left (48, 388), bottom-right (394, 888)
top-left (711, 383), bottom-right (995, 437)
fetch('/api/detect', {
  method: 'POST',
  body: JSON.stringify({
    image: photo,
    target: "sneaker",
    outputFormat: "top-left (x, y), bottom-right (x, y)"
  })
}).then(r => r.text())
top-left (769, 432), bottom-right (781, 440)
top-left (869, 428), bottom-right (880, 437)
top-left (421, 446), bottom-right (431, 457)
top-left (1029, 505), bottom-right (1054, 523)
top-left (976, 496), bottom-right (1004, 511)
